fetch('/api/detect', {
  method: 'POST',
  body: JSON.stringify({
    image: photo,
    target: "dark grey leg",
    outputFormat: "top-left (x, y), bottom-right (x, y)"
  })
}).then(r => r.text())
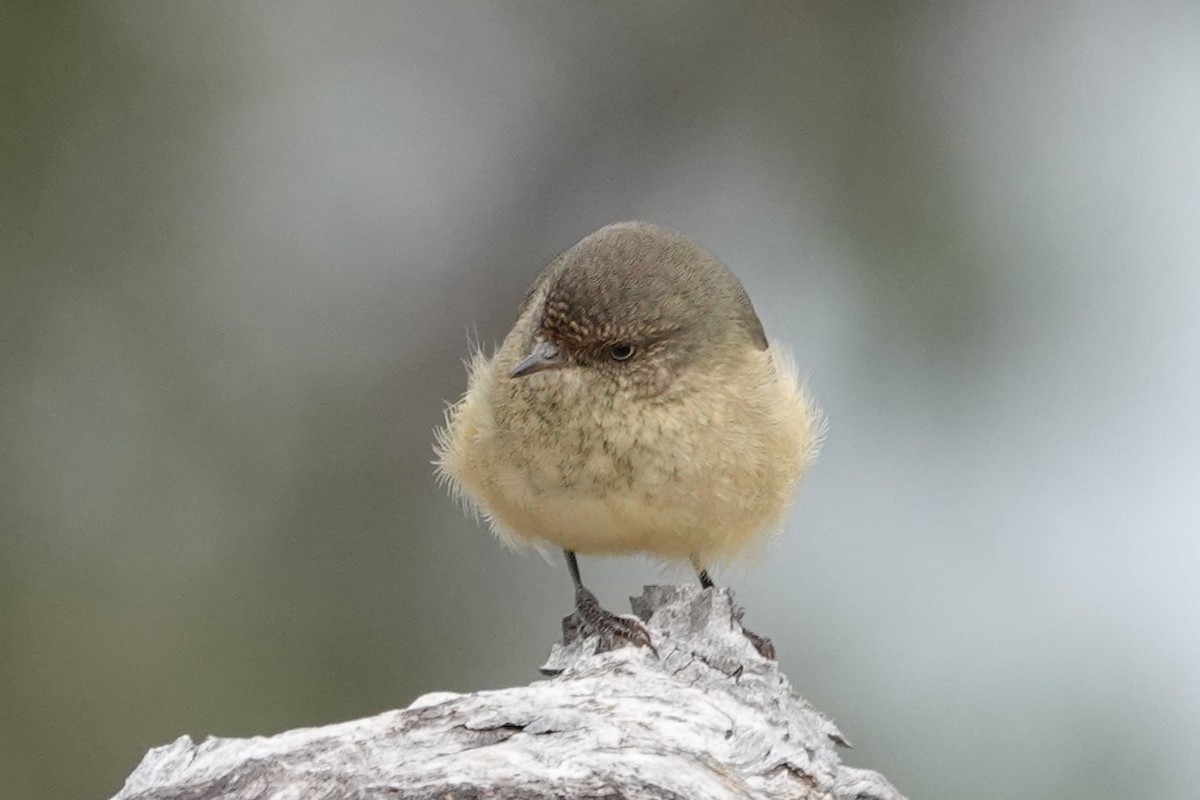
top-left (564, 550), bottom-right (654, 654)
top-left (691, 559), bottom-right (775, 660)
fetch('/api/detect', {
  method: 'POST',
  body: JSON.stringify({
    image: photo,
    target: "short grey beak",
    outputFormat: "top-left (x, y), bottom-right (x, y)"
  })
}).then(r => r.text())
top-left (510, 340), bottom-right (565, 378)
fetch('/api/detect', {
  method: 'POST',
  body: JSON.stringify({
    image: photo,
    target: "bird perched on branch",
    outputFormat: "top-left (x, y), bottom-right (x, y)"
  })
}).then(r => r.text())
top-left (435, 221), bottom-right (822, 657)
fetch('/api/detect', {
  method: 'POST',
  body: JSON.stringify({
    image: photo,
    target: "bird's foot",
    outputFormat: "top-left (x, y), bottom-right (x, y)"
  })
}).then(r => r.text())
top-left (729, 604), bottom-right (776, 659)
top-left (742, 628), bottom-right (776, 660)
top-left (574, 585), bottom-right (657, 656)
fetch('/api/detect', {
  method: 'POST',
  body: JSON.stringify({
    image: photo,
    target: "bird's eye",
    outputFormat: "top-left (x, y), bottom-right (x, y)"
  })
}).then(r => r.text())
top-left (609, 344), bottom-right (635, 362)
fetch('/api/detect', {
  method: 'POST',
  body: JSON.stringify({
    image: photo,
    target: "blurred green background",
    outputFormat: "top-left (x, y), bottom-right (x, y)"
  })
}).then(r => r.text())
top-left (3, 2), bottom-right (1199, 798)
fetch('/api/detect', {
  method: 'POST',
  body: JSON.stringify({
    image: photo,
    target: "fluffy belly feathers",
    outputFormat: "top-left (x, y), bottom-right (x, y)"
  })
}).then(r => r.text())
top-left (436, 346), bottom-right (819, 565)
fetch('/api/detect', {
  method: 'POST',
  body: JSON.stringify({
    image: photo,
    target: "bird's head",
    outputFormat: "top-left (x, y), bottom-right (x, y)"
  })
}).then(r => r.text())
top-left (508, 222), bottom-right (767, 400)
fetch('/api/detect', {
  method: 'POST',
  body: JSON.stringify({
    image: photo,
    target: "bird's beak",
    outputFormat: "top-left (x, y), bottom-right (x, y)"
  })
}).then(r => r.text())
top-left (510, 340), bottom-right (566, 378)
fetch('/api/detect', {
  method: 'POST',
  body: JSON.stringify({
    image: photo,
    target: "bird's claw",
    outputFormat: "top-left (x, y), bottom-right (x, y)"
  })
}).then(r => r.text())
top-left (743, 628), bottom-right (776, 660)
top-left (730, 603), bottom-right (776, 659)
top-left (574, 585), bottom-right (658, 657)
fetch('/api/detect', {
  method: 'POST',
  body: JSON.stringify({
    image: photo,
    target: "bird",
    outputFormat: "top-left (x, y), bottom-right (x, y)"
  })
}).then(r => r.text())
top-left (435, 221), bottom-right (822, 657)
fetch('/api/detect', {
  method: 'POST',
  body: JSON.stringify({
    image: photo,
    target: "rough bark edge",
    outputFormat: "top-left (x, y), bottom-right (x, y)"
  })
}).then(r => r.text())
top-left (112, 586), bottom-right (906, 800)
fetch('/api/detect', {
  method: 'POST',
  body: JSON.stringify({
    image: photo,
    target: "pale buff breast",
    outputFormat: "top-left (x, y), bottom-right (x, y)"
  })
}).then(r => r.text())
top-left (435, 343), bottom-right (821, 566)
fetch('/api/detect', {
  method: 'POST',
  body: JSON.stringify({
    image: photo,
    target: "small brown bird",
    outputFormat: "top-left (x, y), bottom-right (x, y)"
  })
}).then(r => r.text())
top-left (435, 222), bottom-right (822, 656)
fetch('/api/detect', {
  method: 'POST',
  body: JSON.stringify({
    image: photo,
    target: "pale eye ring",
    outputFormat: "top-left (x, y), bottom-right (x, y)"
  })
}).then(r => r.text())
top-left (609, 343), bottom-right (635, 362)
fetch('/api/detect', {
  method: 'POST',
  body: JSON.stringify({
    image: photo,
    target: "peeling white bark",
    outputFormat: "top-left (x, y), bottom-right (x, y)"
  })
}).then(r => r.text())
top-left (112, 586), bottom-right (905, 800)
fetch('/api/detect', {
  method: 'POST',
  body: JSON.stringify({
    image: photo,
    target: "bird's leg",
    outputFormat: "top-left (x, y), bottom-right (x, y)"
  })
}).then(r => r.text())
top-left (692, 559), bottom-right (776, 660)
top-left (564, 550), bottom-right (655, 654)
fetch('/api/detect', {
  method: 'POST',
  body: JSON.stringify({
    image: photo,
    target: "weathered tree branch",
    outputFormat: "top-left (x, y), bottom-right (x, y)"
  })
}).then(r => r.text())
top-left (111, 586), bottom-right (905, 800)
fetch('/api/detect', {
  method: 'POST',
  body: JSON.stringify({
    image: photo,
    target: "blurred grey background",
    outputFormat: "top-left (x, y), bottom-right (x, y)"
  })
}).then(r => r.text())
top-left (3, 2), bottom-right (1199, 798)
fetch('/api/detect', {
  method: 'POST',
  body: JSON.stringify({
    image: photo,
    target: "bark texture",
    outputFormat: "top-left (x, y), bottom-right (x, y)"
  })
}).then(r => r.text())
top-left (112, 586), bottom-right (905, 800)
